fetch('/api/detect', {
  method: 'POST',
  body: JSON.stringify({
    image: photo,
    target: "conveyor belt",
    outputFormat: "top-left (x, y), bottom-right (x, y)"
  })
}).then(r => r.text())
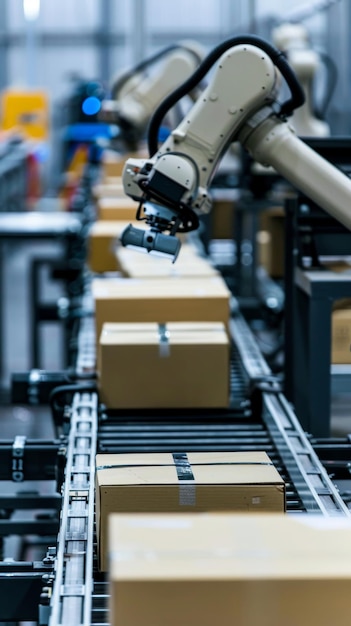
top-left (48, 309), bottom-right (350, 626)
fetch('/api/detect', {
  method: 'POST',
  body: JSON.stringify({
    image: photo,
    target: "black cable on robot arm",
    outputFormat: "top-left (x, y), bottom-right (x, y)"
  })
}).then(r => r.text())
top-left (111, 43), bottom-right (203, 99)
top-left (147, 34), bottom-right (306, 156)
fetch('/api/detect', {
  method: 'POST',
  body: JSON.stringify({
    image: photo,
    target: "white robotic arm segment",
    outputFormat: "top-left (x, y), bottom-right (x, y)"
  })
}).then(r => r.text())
top-left (239, 114), bottom-right (351, 231)
top-left (114, 50), bottom-right (202, 132)
top-left (272, 22), bottom-right (330, 137)
top-left (100, 43), bottom-right (204, 148)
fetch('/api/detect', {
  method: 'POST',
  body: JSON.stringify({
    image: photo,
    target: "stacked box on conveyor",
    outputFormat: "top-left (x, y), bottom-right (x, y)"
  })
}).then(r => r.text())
top-left (87, 221), bottom-right (147, 273)
top-left (96, 451), bottom-right (285, 571)
top-left (100, 147), bottom-right (147, 180)
top-left (92, 180), bottom-right (126, 201)
top-left (96, 196), bottom-right (140, 221)
top-left (108, 512), bottom-right (351, 626)
top-left (98, 321), bottom-right (230, 409)
top-left (92, 275), bottom-right (231, 341)
top-left (321, 262), bottom-right (351, 364)
top-left (115, 245), bottom-right (218, 279)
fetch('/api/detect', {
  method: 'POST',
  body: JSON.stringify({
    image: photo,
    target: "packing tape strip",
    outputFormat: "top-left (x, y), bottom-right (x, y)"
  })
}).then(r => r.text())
top-left (158, 323), bottom-right (170, 357)
top-left (96, 461), bottom-right (274, 470)
top-left (172, 452), bottom-right (196, 506)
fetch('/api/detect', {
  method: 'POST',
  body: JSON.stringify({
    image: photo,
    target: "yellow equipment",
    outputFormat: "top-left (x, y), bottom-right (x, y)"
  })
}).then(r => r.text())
top-left (1, 89), bottom-right (49, 141)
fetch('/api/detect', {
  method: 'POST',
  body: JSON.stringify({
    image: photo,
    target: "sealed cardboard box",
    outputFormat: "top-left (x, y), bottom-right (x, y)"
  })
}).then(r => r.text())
top-left (100, 148), bottom-right (147, 179)
top-left (116, 246), bottom-right (219, 278)
top-left (96, 451), bottom-right (285, 570)
top-left (87, 221), bottom-right (147, 273)
top-left (98, 321), bottom-right (230, 409)
top-left (92, 275), bottom-right (231, 340)
top-left (332, 307), bottom-right (351, 363)
top-left (97, 196), bottom-right (138, 221)
top-left (87, 221), bottom-right (125, 273)
top-left (109, 512), bottom-right (351, 626)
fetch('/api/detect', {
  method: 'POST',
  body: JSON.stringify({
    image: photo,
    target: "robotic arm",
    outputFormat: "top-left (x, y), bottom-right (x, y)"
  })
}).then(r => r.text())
top-left (99, 42), bottom-right (204, 150)
top-left (120, 35), bottom-right (351, 261)
top-left (272, 22), bottom-right (335, 137)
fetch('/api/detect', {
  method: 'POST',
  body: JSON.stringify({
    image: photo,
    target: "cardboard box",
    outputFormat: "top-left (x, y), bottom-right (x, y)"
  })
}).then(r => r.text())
top-left (100, 148), bottom-right (147, 179)
top-left (92, 275), bottom-right (231, 340)
top-left (87, 221), bottom-right (148, 273)
top-left (211, 196), bottom-right (237, 239)
top-left (87, 221), bottom-right (125, 273)
top-left (96, 451), bottom-right (285, 571)
top-left (332, 307), bottom-right (351, 363)
top-left (259, 206), bottom-right (285, 277)
top-left (116, 246), bottom-right (219, 278)
top-left (109, 512), bottom-right (351, 626)
top-left (98, 321), bottom-right (230, 409)
top-left (100, 150), bottom-right (127, 178)
top-left (97, 196), bottom-right (139, 221)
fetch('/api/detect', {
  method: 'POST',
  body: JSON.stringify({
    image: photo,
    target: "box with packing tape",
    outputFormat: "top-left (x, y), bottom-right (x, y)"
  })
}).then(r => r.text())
top-left (109, 512), bottom-right (351, 626)
top-left (98, 321), bottom-right (230, 409)
top-left (96, 451), bottom-right (285, 571)
top-left (92, 275), bottom-right (231, 340)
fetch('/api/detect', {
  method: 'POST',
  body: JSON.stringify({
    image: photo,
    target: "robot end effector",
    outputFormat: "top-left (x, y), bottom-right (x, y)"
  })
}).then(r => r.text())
top-left (121, 150), bottom-right (203, 261)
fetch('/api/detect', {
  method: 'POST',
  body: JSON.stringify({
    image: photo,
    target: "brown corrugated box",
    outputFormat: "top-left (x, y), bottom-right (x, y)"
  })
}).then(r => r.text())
top-left (97, 196), bottom-right (139, 221)
top-left (259, 206), bottom-right (285, 277)
top-left (332, 305), bottom-right (351, 364)
top-left (321, 265), bottom-right (351, 364)
top-left (211, 196), bottom-right (237, 239)
top-left (96, 451), bottom-right (285, 571)
top-left (87, 221), bottom-right (147, 273)
top-left (98, 321), bottom-right (230, 409)
top-left (87, 221), bottom-right (124, 273)
top-left (100, 148), bottom-right (147, 179)
top-left (116, 246), bottom-right (219, 278)
top-left (92, 275), bottom-right (231, 340)
top-left (100, 150), bottom-right (127, 178)
top-left (109, 512), bottom-right (351, 626)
